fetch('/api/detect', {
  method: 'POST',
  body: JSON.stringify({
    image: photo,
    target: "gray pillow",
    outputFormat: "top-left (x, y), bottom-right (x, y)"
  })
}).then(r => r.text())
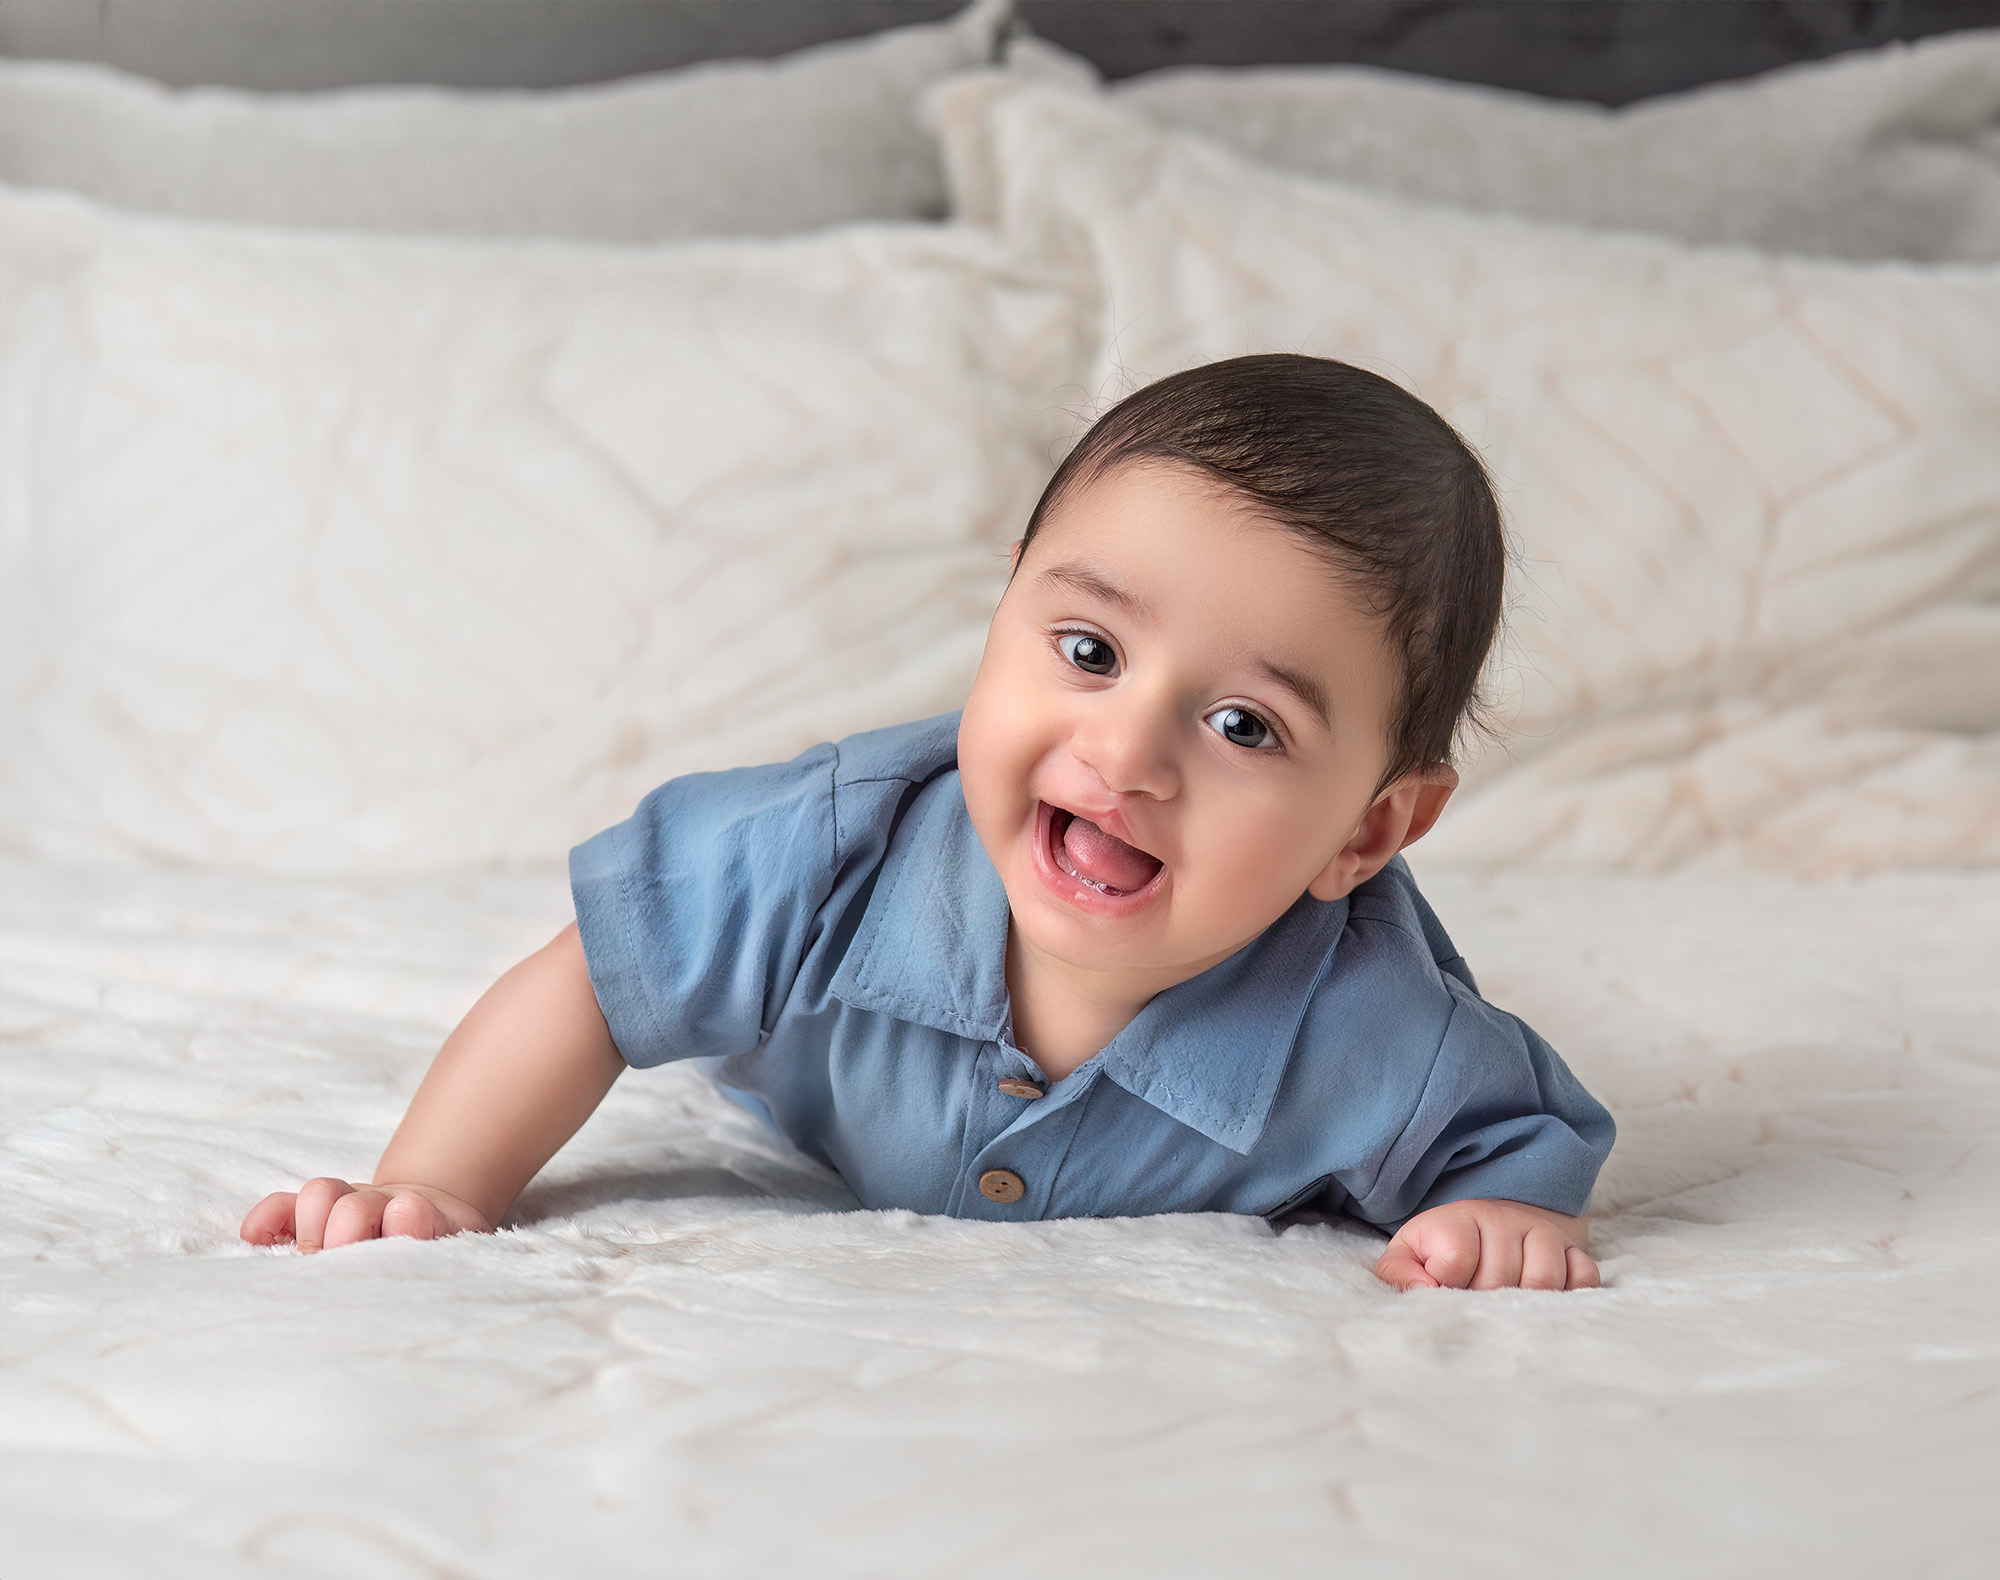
top-left (1009, 30), bottom-right (2000, 263)
top-left (0, 0), bottom-right (1003, 240)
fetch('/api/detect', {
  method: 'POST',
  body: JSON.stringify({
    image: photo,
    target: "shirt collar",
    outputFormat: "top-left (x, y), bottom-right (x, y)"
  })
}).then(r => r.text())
top-left (828, 769), bottom-right (1349, 1156)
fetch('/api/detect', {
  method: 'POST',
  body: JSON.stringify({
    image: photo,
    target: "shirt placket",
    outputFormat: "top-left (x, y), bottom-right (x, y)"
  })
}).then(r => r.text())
top-left (946, 1039), bottom-right (1091, 1220)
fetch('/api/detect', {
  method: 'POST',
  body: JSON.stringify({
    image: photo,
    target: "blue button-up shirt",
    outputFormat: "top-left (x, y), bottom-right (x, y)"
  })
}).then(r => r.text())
top-left (570, 714), bottom-right (1614, 1226)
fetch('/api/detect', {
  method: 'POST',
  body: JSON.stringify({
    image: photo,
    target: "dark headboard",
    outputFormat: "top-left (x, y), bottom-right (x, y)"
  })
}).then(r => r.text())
top-left (3, 0), bottom-right (1994, 105)
top-left (1019, 0), bottom-right (2000, 105)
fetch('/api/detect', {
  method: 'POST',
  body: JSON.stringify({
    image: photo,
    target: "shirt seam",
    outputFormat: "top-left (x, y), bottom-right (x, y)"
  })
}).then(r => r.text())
top-left (830, 762), bottom-right (948, 866)
top-left (600, 855), bottom-right (670, 1064)
top-left (827, 739), bottom-right (848, 872)
top-left (1353, 990), bottom-right (1463, 1205)
top-left (1344, 906), bottom-right (1433, 954)
top-left (1347, 908), bottom-right (1473, 1008)
top-left (1353, 871), bottom-right (1472, 984)
top-left (757, 744), bottom-right (842, 1042)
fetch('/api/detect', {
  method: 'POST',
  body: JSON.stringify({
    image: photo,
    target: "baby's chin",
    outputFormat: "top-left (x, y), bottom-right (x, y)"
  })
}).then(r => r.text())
top-left (1004, 883), bottom-right (1257, 989)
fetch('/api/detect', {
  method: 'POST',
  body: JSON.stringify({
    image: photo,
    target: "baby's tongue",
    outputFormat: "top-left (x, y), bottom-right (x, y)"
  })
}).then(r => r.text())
top-left (1061, 815), bottom-right (1162, 892)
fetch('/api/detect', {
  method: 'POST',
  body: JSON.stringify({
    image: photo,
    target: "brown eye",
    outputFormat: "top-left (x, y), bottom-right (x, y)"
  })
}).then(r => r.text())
top-left (1206, 706), bottom-right (1273, 750)
top-left (1058, 633), bottom-right (1117, 676)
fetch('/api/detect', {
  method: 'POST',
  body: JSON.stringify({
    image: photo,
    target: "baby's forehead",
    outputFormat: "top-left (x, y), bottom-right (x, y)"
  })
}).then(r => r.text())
top-left (1024, 468), bottom-right (1366, 612)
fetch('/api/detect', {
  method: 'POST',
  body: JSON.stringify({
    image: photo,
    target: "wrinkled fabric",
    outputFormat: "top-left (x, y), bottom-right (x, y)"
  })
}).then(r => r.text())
top-left (0, 186), bottom-right (1086, 873)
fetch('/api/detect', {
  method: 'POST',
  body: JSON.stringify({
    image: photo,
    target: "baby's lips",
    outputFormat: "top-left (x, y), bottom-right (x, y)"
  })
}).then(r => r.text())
top-left (1038, 795), bottom-right (1158, 862)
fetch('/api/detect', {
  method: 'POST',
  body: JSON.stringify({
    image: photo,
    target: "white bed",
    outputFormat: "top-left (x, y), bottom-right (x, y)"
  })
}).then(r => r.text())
top-left (3, 14), bottom-right (1997, 1576)
top-left (6, 857), bottom-right (1996, 1576)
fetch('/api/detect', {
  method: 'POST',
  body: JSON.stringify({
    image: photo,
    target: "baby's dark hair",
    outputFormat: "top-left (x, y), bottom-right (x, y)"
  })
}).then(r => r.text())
top-left (1021, 354), bottom-right (1504, 788)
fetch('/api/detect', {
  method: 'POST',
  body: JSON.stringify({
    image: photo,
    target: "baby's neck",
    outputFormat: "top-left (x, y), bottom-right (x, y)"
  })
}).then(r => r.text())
top-left (1003, 926), bottom-right (1180, 1082)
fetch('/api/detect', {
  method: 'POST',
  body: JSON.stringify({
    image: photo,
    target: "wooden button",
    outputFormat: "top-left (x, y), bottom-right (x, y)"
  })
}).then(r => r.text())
top-left (978, 1168), bottom-right (1026, 1204)
top-left (996, 1078), bottom-right (1044, 1100)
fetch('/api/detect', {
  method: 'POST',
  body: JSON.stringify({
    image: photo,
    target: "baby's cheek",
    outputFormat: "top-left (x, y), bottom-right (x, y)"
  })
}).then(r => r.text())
top-left (1192, 810), bottom-right (1322, 914)
top-left (1169, 864), bottom-right (1286, 965)
top-left (956, 704), bottom-right (1041, 873)
top-left (955, 725), bottom-right (1009, 830)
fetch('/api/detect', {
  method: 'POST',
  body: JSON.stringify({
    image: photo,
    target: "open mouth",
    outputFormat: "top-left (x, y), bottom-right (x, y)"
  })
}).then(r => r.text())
top-left (1040, 803), bottom-right (1165, 899)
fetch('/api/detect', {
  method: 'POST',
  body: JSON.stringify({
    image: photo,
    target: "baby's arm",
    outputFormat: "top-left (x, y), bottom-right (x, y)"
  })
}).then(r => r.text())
top-left (1373, 1199), bottom-right (1598, 1292)
top-left (239, 923), bottom-right (623, 1253)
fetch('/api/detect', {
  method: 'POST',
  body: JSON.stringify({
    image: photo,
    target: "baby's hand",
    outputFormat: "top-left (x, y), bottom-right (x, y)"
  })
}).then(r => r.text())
top-left (1374, 1198), bottom-right (1598, 1291)
top-left (239, 1178), bottom-right (494, 1254)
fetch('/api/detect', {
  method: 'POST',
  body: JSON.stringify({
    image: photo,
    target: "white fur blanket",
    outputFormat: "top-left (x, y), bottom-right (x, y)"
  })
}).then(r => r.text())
top-left (5, 856), bottom-right (1994, 1577)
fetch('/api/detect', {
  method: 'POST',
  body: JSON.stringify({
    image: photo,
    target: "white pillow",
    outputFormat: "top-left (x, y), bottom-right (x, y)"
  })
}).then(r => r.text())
top-left (0, 1), bottom-right (1002, 241)
top-left (930, 77), bottom-right (2000, 873)
top-left (0, 186), bottom-right (1086, 873)
top-left (1009, 30), bottom-right (2000, 263)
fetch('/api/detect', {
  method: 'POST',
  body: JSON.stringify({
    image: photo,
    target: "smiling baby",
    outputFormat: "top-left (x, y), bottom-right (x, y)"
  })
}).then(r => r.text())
top-left (243, 354), bottom-right (1615, 1291)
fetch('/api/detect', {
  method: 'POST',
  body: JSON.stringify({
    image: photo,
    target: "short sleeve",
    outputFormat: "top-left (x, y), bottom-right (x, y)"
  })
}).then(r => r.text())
top-left (1349, 979), bottom-right (1617, 1226)
top-left (569, 743), bottom-right (838, 1069)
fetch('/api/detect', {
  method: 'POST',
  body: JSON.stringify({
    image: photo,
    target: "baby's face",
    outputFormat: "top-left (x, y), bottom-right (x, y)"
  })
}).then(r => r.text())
top-left (959, 460), bottom-right (1405, 989)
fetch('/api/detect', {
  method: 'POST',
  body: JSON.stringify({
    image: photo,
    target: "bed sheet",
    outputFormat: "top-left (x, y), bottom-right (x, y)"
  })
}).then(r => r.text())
top-left (3, 856), bottom-right (1996, 1577)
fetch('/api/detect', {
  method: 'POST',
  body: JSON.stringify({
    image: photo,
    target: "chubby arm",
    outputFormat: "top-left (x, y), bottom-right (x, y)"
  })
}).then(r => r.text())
top-left (240, 923), bottom-right (624, 1253)
top-left (1374, 1199), bottom-right (1599, 1292)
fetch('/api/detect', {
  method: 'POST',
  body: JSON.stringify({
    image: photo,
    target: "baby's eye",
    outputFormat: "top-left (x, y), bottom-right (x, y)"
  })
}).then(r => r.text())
top-left (1058, 633), bottom-right (1118, 676)
top-left (1205, 706), bottom-right (1276, 750)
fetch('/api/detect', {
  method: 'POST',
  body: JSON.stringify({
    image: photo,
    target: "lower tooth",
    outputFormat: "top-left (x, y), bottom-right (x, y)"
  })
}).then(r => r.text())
top-left (1054, 826), bottom-right (1121, 894)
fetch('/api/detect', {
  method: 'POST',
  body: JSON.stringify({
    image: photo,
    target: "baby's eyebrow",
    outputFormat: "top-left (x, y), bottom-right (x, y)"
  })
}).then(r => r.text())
top-left (1257, 659), bottom-right (1332, 731)
top-left (1037, 561), bottom-right (1149, 616)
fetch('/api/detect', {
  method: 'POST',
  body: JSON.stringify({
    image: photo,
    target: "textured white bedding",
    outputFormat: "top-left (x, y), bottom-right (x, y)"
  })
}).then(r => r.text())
top-left (4, 855), bottom-right (1996, 1577)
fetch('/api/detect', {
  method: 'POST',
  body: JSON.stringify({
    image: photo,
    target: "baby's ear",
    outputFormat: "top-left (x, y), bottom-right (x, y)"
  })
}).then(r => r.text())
top-left (1399, 762), bottom-right (1459, 848)
top-left (1307, 764), bottom-right (1459, 901)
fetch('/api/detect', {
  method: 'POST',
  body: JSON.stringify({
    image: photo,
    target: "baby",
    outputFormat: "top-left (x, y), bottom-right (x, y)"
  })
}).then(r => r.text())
top-left (243, 354), bottom-right (1614, 1291)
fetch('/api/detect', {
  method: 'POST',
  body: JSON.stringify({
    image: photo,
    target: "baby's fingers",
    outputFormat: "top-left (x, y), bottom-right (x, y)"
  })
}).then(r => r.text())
top-left (1520, 1226), bottom-right (1571, 1291)
top-left (239, 1192), bottom-right (299, 1246)
top-left (1565, 1245), bottom-right (1602, 1290)
top-left (1373, 1242), bottom-right (1441, 1290)
top-left (1414, 1224), bottom-right (1480, 1290)
top-left (293, 1177), bottom-right (359, 1254)
top-left (322, 1187), bottom-right (393, 1250)
top-left (1375, 1219), bottom-right (1479, 1291)
top-left (379, 1190), bottom-right (452, 1243)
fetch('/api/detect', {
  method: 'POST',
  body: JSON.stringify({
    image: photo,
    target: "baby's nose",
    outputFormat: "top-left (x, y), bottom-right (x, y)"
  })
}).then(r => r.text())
top-left (1073, 700), bottom-right (1181, 801)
